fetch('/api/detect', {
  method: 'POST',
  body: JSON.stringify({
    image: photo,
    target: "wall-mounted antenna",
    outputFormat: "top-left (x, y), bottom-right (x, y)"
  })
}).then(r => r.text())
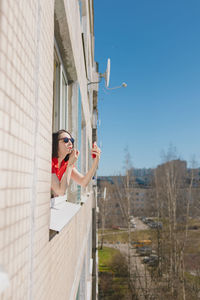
top-left (87, 58), bottom-right (127, 90)
top-left (87, 58), bottom-right (110, 86)
top-left (99, 58), bottom-right (110, 87)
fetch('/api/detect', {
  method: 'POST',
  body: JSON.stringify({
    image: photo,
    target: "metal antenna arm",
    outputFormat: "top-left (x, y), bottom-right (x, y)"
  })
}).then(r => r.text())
top-left (106, 82), bottom-right (127, 90)
top-left (87, 77), bottom-right (102, 85)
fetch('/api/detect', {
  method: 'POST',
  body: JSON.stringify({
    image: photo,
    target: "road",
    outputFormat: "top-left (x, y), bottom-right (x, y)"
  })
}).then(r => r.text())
top-left (103, 218), bottom-right (155, 300)
top-left (131, 217), bottom-right (149, 231)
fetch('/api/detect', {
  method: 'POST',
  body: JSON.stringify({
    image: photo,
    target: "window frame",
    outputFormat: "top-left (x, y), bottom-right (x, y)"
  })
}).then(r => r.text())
top-left (50, 39), bottom-right (72, 240)
top-left (53, 38), bottom-right (69, 131)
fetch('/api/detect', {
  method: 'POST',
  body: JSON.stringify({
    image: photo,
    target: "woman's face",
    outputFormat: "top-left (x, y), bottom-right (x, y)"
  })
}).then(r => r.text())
top-left (58, 132), bottom-right (74, 157)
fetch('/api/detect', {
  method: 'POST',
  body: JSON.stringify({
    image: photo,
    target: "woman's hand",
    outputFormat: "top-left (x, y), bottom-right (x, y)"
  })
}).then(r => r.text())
top-left (70, 142), bottom-right (101, 187)
top-left (91, 142), bottom-right (101, 161)
top-left (68, 149), bottom-right (79, 166)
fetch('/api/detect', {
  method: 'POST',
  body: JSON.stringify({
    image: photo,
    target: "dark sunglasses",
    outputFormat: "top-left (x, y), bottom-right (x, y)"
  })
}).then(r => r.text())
top-left (59, 137), bottom-right (74, 144)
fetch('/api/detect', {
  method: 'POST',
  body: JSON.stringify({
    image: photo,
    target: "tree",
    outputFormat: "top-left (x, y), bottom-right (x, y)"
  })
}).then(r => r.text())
top-left (111, 149), bottom-right (153, 299)
top-left (153, 149), bottom-right (200, 299)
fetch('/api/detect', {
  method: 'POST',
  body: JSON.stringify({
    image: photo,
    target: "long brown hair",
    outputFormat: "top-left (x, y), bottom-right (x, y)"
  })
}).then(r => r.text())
top-left (52, 129), bottom-right (73, 161)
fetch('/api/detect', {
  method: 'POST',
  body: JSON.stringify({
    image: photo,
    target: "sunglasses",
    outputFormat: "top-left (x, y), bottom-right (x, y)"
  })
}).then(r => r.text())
top-left (59, 137), bottom-right (75, 144)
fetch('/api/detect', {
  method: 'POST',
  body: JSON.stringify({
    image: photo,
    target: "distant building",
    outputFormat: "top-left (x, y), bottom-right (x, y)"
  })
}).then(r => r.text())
top-left (130, 187), bottom-right (148, 216)
top-left (97, 174), bottom-right (153, 227)
top-left (0, 1), bottom-right (99, 299)
top-left (155, 159), bottom-right (200, 219)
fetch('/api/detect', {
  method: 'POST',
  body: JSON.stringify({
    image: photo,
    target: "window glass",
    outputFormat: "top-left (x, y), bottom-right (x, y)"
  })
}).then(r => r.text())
top-left (61, 74), bottom-right (66, 128)
top-left (76, 282), bottom-right (80, 300)
top-left (77, 86), bottom-right (82, 171)
top-left (78, 0), bottom-right (82, 22)
top-left (53, 50), bottom-right (60, 131)
top-left (77, 86), bottom-right (82, 203)
top-left (61, 72), bottom-right (68, 129)
top-left (53, 43), bottom-right (68, 132)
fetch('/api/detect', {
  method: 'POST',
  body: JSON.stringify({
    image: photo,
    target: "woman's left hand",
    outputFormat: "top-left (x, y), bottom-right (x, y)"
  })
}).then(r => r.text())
top-left (91, 142), bottom-right (101, 161)
top-left (68, 149), bottom-right (79, 166)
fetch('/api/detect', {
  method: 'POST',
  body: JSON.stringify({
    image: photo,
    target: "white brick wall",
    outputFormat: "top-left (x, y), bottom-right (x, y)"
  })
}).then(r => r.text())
top-left (0, 0), bottom-right (97, 299)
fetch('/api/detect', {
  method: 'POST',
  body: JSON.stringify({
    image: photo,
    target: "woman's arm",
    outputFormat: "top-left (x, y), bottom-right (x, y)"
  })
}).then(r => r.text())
top-left (71, 143), bottom-right (101, 187)
top-left (51, 164), bottom-right (73, 196)
top-left (51, 150), bottom-right (79, 196)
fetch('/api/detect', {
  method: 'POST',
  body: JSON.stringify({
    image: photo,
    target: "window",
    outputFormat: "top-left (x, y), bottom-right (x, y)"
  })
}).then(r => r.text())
top-left (77, 86), bottom-right (82, 203)
top-left (52, 50), bottom-right (60, 131)
top-left (78, 0), bottom-right (82, 23)
top-left (77, 86), bottom-right (82, 172)
top-left (50, 41), bottom-right (76, 240)
top-left (61, 71), bottom-right (68, 129)
top-left (52, 39), bottom-right (68, 131)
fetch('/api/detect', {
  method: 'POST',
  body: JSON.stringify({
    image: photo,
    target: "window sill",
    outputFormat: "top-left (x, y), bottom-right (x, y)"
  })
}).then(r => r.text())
top-left (80, 193), bottom-right (90, 205)
top-left (90, 258), bottom-right (93, 275)
top-left (0, 266), bottom-right (9, 295)
top-left (87, 280), bottom-right (92, 300)
top-left (50, 196), bottom-right (81, 233)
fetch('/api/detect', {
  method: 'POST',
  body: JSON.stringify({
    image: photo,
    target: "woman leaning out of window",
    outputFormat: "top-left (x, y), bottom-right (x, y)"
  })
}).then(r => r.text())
top-left (51, 129), bottom-right (101, 197)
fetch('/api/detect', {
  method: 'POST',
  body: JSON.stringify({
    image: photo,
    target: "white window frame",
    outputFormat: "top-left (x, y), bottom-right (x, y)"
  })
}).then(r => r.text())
top-left (54, 38), bottom-right (69, 131)
top-left (53, 51), bottom-right (60, 131)
top-left (50, 40), bottom-right (83, 238)
top-left (59, 65), bottom-right (68, 130)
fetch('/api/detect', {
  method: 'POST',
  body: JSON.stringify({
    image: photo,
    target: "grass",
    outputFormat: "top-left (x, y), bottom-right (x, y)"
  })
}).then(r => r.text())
top-left (99, 229), bottom-right (156, 244)
top-left (185, 271), bottom-right (200, 283)
top-left (98, 220), bottom-right (200, 299)
top-left (98, 228), bottom-right (126, 234)
top-left (188, 217), bottom-right (200, 226)
top-left (98, 247), bottom-right (119, 272)
top-left (99, 224), bottom-right (200, 270)
top-left (185, 271), bottom-right (200, 299)
top-left (98, 246), bottom-right (132, 299)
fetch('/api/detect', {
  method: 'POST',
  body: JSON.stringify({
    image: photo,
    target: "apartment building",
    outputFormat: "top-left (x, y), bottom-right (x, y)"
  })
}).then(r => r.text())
top-left (97, 176), bottom-right (153, 228)
top-left (0, 0), bottom-right (99, 299)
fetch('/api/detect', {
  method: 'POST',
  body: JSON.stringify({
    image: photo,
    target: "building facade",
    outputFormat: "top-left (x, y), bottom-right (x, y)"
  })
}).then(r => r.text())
top-left (0, 0), bottom-right (99, 299)
top-left (97, 176), bottom-right (152, 228)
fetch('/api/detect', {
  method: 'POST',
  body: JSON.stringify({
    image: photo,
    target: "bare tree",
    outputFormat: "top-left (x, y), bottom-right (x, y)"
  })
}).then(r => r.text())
top-left (112, 149), bottom-right (154, 299)
top-left (98, 145), bottom-right (200, 299)
top-left (152, 143), bottom-right (183, 297)
top-left (153, 147), bottom-right (200, 299)
top-left (98, 186), bottom-right (110, 249)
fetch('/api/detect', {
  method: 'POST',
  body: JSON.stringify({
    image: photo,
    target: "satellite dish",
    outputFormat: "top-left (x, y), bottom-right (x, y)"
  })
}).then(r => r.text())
top-left (103, 187), bottom-right (107, 200)
top-left (87, 58), bottom-right (126, 90)
top-left (100, 58), bottom-right (111, 88)
top-left (105, 58), bottom-right (110, 87)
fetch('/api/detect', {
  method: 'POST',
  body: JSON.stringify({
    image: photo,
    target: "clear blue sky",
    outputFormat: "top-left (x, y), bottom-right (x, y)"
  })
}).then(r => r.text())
top-left (94, 0), bottom-right (200, 175)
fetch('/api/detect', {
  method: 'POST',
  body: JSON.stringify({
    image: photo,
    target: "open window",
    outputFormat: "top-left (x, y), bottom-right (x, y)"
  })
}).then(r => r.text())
top-left (52, 40), bottom-right (68, 132)
top-left (50, 40), bottom-right (73, 240)
top-left (50, 0), bottom-right (93, 239)
top-left (50, 41), bottom-right (88, 240)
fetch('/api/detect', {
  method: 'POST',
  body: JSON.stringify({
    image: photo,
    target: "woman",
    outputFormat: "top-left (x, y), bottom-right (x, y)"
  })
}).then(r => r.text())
top-left (51, 129), bottom-right (101, 196)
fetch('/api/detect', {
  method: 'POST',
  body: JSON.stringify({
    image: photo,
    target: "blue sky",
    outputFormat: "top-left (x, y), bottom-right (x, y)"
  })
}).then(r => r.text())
top-left (93, 0), bottom-right (200, 175)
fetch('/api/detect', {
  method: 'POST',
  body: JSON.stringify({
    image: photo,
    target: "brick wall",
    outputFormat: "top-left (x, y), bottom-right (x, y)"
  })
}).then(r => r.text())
top-left (0, 1), bottom-right (53, 299)
top-left (0, 0), bottom-right (94, 299)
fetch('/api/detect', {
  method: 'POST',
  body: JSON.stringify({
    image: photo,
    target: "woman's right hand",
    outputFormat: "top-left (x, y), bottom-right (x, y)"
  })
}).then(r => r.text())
top-left (68, 149), bottom-right (79, 166)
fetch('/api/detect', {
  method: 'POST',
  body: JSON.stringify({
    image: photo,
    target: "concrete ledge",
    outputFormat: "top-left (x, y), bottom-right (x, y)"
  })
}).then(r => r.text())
top-left (50, 201), bottom-right (81, 232)
top-left (0, 266), bottom-right (9, 295)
